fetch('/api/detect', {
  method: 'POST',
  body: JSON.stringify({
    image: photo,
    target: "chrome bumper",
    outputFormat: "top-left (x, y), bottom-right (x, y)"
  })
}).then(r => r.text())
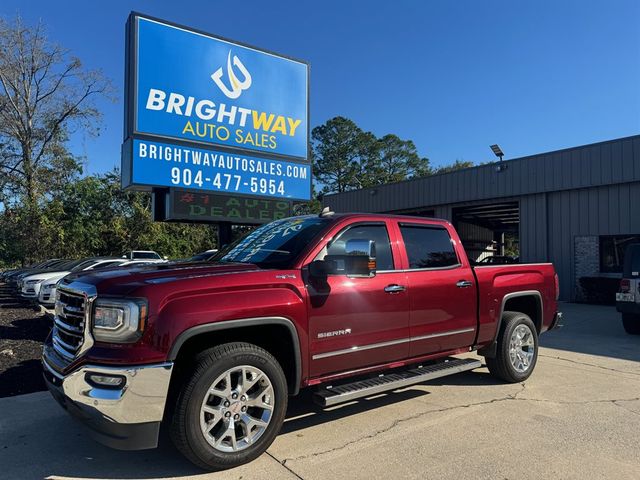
top-left (549, 311), bottom-right (563, 330)
top-left (43, 357), bottom-right (173, 449)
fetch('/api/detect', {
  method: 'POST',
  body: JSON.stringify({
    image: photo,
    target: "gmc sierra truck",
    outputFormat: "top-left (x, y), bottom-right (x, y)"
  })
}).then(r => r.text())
top-left (42, 213), bottom-right (561, 470)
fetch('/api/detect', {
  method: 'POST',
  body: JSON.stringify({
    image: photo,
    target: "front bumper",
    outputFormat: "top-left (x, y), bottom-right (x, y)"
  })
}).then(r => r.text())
top-left (20, 288), bottom-right (38, 299)
top-left (616, 301), bottom-right (640, 315)
top-left (38, 288), bottom-right (56, 306)
top-left (42, 356), bottom-right (173, 450)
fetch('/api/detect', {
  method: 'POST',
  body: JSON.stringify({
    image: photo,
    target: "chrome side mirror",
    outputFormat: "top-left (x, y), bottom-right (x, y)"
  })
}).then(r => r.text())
top-left (344, 239), bottom-right (376, 259)
top-left (321, 239), bottom-right (377, 277)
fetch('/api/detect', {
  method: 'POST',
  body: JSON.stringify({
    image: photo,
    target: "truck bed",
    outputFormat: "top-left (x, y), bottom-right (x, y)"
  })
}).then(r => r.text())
top-left (472, 263), bottom-right (558, 345)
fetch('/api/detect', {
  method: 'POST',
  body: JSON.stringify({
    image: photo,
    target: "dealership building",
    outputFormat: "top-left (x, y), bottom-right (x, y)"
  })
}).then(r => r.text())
top-left (325, 135), bottom-right (640, 301)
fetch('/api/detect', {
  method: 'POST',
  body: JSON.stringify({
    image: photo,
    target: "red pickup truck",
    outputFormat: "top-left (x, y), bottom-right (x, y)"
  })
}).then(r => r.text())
top-left (42, 213), bottom-right (560, 470)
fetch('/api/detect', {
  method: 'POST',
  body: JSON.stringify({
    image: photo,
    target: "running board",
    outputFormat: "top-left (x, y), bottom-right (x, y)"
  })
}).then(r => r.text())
top-left (313, 357), bottom-right (481, 407)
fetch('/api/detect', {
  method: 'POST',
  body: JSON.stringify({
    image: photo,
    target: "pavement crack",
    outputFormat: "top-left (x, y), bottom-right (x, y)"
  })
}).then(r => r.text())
top-left (266, 451), bottom-right (305, 479)
top-left (539, 354), bottom-right (640, 377)
top-left (514, 396), bottom-right (640, 406)
top-left (281, 388), bottom-right (524, 462)
top-left (280, 391), bottom-right (640, 463)
top-left (611, 400), bottom-right (640, 417)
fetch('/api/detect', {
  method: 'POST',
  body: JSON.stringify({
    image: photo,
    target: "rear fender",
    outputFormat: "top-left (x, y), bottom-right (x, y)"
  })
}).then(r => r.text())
top-left (478, 290), bottom-right (542, 358)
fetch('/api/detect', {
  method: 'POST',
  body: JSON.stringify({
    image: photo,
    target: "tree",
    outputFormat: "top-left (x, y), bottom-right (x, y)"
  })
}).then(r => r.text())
top-left (311, 116), bottom-right (376, 194)
top-left (0, 16), bottom-right (113, 262)
top-left (0, 16), bottom-right (112, 203)
top-left (364, 134), bottom-right (431, 187)
top-left (311, 117), bottom-right (434, 195)
top-left (433, 159), bottom-right (475, 174)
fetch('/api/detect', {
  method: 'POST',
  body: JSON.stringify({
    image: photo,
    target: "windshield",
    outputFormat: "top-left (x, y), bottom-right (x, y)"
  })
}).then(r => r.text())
top-left (212, 217), bottom-right (332, 269)
top-left (624, 244), bottom-right (640, 278)
top-left (58, 258), bottom-right (91, 272)
top-left (190, 252), bottom-right (215, 262)
top-left (132, 251), bottom-right (161, 259)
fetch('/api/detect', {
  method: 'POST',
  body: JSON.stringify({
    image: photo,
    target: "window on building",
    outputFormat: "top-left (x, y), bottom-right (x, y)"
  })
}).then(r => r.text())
top-left (399, 225), bottom-right (459, 269)
top-left (599, 235), bottom-right (640, 273)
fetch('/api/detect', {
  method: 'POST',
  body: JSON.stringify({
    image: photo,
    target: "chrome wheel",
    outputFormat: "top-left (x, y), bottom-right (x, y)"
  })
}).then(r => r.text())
top-left (200, 365), bottom-right (274, 453)
top-left (508, 324), bottom-right (535, 373)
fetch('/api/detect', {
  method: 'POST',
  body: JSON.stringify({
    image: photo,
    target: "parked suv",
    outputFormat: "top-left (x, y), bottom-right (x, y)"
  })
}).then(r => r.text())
top-left (121, 250), bottom-right (166, 262)
top-left (38, 258), bottom-right (128, 308)
top-left (616, 243), bottom-right (640, 334)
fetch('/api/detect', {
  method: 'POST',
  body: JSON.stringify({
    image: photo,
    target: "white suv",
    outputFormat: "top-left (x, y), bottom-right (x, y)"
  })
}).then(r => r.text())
top-left (121, 250), bottom-right (167, 262)
top-left (37, 258), bottom-right (128, 307)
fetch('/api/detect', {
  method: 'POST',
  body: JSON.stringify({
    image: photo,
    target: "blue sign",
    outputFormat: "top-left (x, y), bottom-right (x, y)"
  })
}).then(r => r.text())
top-left (127, 138), bottom-right (311, 201)
top-left (132, 16), bottom-right (308, 159)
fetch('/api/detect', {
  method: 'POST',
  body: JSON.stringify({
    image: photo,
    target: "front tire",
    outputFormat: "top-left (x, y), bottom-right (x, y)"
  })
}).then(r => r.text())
top-left (485, 311), bottom-right (539, 383)
top-left (622, 314), bottom-right (640, 335)
top-left (170, 342), bottom-right (288, 471)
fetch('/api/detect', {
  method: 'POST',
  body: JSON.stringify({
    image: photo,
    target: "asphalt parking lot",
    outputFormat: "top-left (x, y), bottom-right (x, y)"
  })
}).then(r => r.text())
top-left (0, 302), bottom-right (639, 480)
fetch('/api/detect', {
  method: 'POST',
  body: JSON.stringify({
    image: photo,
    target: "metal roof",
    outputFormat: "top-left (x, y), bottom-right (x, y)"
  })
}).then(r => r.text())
top-left (325, 134), bottom-right (640, 213)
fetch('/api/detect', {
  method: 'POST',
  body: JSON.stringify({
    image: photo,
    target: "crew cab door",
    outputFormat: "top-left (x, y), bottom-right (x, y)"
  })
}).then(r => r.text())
top-left (395, 222), bottom-right (477, 357)
top-left (304, 221), bottom-right (410, 377)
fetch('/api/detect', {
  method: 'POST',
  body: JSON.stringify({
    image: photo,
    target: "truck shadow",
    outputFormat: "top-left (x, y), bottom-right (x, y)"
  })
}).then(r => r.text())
top-left (282, 387), bottom-right (427, 434)
top-left (0, 359), bottom-right (46, 397)
top-left (539, 303), bottom-right (640, 363)
top-left (9, 370), bottom-right (504, 480)
top-left (281, 368), bottom-right (501, 434)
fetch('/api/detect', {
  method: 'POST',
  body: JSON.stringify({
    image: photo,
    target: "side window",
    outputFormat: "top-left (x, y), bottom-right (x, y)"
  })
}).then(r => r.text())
top-left (317, 224), bottom-right (395, 271)
top-left (399, 225), bottom-right (459, 269)
top-left (90, 261), bottom-right (123, 270)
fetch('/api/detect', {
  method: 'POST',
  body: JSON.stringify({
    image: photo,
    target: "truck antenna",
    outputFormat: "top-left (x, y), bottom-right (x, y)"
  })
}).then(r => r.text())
top-left (319, 206), bottom-right (335, 218)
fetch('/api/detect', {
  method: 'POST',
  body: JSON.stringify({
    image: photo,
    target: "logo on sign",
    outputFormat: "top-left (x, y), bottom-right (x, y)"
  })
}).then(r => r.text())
top-left (211, 50), bottom-right (252, 99)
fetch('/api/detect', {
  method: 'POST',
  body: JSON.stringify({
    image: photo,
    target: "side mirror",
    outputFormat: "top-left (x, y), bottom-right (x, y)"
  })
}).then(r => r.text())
top-left (309, 259), bottom-right (332, 278)
top-left (344, 239), bottom-right (376, 259)
top-left (310, 239), bottom-right (376, 278)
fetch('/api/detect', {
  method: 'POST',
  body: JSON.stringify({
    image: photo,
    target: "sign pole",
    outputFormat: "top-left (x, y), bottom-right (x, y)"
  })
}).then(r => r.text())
top-left (218, 222), bottom-right (233, 248)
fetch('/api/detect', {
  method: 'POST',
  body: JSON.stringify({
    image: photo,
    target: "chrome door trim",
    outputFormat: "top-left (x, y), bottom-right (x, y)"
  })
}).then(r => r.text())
top-left (312, 337), bottom-right (410, 360)
top-left (410, 327), bottom-right (475, 342)
top-left (312, 327), bottom-right (475, 360)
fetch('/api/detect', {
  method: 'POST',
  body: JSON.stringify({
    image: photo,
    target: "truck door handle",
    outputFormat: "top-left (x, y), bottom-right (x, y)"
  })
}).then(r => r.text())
top-left (384, 284), bottom-right (406, 293)
top-left (456, 280), bottom-right (473, 288)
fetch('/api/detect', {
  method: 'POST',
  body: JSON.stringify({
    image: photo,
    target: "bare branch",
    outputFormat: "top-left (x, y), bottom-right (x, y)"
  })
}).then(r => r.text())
top-left (0, 14), bottom-right (114, 203)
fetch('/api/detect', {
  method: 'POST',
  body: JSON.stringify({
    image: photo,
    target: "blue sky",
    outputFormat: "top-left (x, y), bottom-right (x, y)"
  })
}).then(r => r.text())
top-left (3, 0), bottom-right (639, 175)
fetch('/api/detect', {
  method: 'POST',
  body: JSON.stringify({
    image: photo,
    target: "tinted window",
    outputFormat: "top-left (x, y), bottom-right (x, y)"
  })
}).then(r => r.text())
top-left (71, 259), bottom-right (101, 272)
top-left (623, 244), bottom-right (640, 278)
top-left (133, 252), bottom-right (161, 259)
top-left (601, 236), bottom-right (640, 273)
top-left (190, 251), bottom-right (216, 262)
top-left (318, 224), bottom-right (394, 271)
top-left (400, 225), bottom-right (459, 269)
top-left (213, 217), bottom-right (331, 269)
top-left (90, 261), bottom-right (124, 270)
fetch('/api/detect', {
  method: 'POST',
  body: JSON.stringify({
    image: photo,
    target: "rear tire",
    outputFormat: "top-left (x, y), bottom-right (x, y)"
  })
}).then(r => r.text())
top-left (622, 314), bottom-right (640, 335)
top-left (170, 342), bottom-right (288, 471)
top-left (485, 311), bottom-right (538, 383)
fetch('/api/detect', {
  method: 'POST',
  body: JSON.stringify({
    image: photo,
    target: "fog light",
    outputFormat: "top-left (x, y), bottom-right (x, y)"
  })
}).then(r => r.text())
top-left (86, 373), bottom-right (126, 389)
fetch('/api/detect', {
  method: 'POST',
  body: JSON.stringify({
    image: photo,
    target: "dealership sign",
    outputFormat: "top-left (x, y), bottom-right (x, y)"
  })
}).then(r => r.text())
top-left (163, 189), bottom-right (293, 224)
top-left (122, 13), bottom-right (311, 201)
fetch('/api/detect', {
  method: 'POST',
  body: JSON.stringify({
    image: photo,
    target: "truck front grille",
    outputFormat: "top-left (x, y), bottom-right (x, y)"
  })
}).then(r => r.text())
top-left (52, 289), bottom-right (87, 362)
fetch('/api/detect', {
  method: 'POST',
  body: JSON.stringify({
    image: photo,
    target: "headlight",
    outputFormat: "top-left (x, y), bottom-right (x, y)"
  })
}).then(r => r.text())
top-left (92, 298), bottom-right (147, 343)
top-left (26, 279), bottom-right (42, 284)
